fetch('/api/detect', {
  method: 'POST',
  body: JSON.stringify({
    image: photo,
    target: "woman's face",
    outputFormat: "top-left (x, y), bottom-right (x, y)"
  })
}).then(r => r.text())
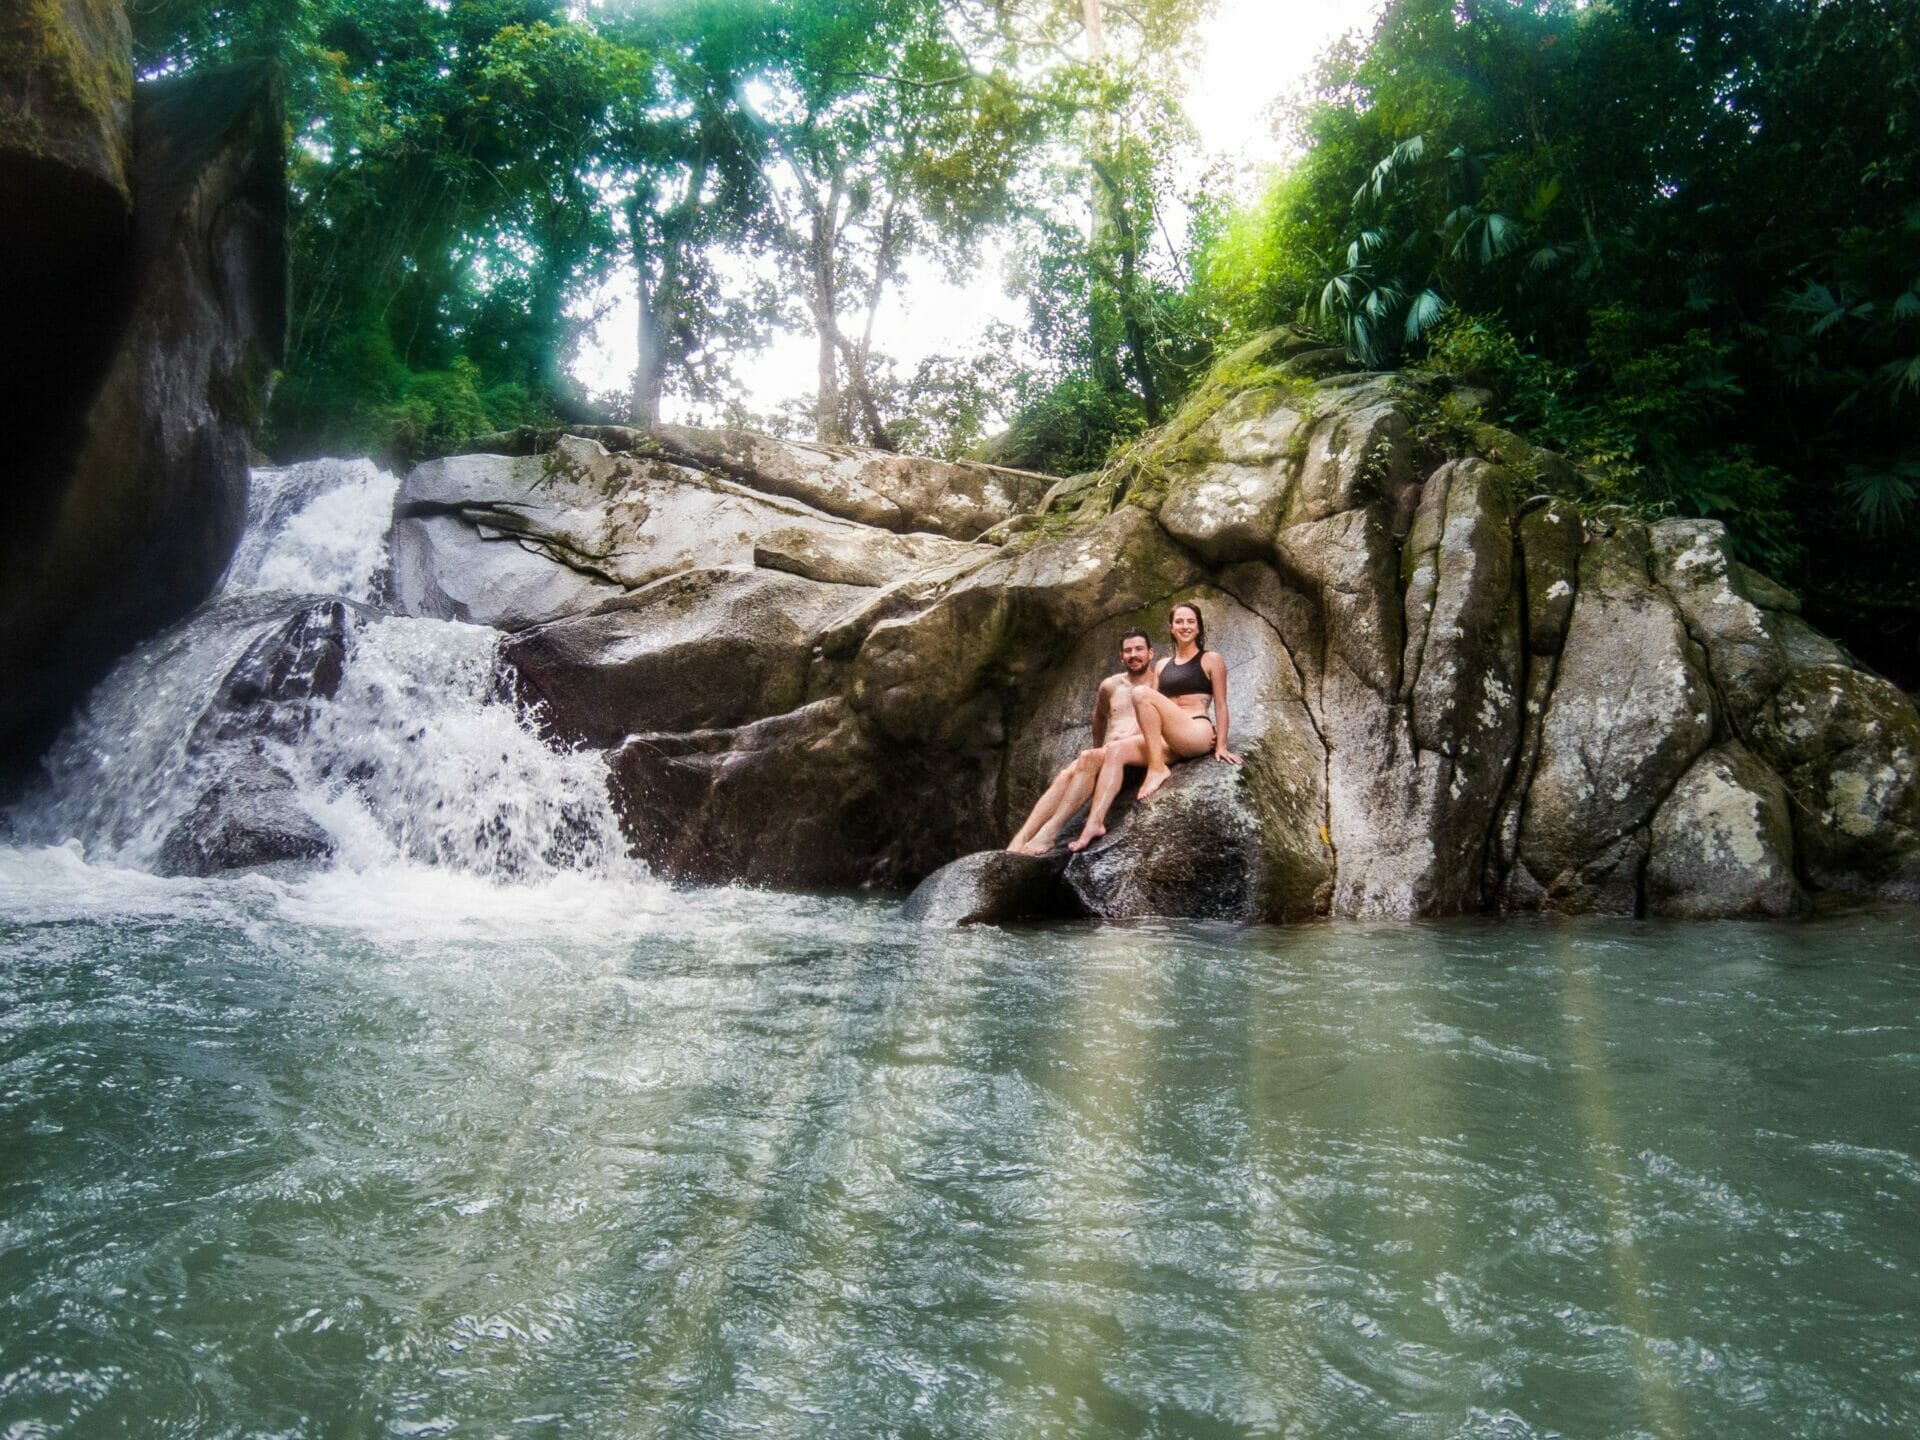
top-left (1169, 607), bottom-right (1200, 647)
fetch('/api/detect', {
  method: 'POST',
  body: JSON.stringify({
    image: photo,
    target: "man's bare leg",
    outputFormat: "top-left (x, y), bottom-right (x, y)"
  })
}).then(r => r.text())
top-left (1068, 737), bottom-right (1148, 852)
top-left (1020, 752), bottom-right (1103, 854)
top-left (1008, 749), bottom-right (1102, 852)
top-left (1007, 758), bottom-right (1081, 851)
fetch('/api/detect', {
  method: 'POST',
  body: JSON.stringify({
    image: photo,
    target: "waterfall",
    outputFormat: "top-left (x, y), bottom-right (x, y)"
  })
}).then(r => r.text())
top-left (8, 459), bottom-right (640, 883)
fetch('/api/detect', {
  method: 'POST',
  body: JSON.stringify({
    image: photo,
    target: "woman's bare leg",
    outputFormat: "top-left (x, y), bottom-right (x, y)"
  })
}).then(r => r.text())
top-left (1132, 690), bottom-right (1215, 800)
top-left (1134, 699), bottom-right (1175, 800)
top-left (1069, 737), bottom-right (1147, 851)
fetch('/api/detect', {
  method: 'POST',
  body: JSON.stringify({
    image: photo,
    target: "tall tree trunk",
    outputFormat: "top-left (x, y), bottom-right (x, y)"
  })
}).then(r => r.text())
top-left (1091, 157), bottom-right (1159, 424)
top-left (627, 194), bottom-right (661, 429)
top-left (842, 196), bottom-right (901, 450)
top-left (809, 189), bottom-right (848, 444)
top-left (1082, 0), bottom-right (1124, 395)
top-left (1107, 174), bottom-right (1161, 426)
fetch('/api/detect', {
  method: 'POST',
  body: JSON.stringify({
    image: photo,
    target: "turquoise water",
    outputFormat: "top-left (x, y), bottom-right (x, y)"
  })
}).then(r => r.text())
top-left (3, 848), bottom-right (1916, 1438)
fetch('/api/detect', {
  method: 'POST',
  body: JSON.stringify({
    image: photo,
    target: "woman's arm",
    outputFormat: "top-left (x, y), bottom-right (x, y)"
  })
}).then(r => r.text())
top-left (1206, 653), bottom-right (1240, 764)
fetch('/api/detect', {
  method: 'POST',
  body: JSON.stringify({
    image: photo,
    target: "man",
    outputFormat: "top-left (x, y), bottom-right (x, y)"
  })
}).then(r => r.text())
top-left (1006, 629), bottom-right (1161, 856)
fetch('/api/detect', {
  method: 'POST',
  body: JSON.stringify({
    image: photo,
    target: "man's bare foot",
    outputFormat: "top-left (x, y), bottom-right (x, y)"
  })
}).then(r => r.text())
top-left (1067, 823), bottom-right (1105, 853)
top-left (1138, 764), bottom-right (1172, 800)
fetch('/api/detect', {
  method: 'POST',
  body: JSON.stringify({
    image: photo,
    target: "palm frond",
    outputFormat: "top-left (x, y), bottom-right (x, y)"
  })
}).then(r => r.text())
top-left (1840, 460), bottom-right (1920, 534)
top-left (1479, 212), bottom-right (1519, 262)
top-left (1879, 353), bottom-right (1920, 397)
top-left (1404, 287), bottom-right (1448, 342)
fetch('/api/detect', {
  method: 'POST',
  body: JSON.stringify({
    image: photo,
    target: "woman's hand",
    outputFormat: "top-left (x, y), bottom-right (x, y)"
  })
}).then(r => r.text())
top-left (1214, 744), bottom-right (1241, 765)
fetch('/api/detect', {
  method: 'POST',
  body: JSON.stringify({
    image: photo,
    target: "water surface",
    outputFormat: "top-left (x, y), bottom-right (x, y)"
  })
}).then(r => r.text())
top-left (4, 854), bottom-right (1916, 1438)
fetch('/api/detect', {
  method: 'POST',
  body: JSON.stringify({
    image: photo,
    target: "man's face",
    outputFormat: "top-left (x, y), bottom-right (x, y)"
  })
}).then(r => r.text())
top-left (1120, 637), bottom-right (1153, 674)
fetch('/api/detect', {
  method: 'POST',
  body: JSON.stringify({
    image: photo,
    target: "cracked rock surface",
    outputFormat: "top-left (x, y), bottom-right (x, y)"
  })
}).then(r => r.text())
top-left (392, 328), bottom-right (1920, 920)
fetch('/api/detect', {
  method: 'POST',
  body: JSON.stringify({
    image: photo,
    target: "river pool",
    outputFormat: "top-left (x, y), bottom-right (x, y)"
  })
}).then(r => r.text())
top-left (3, 849), bottom-right (1916, 1438)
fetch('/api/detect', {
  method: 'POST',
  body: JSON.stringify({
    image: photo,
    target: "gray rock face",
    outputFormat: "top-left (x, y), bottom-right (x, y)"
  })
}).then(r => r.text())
top-left (399, 328), bottom-right (1920, 919)
top-left (1648, 742), bottom-right (1807, 918)
top-left (3, 0), bottom-right (135, 497)
top-left (1510, 530), bottom-right (1715, 912)
top-left (3, 63), bottom-right (286, 771)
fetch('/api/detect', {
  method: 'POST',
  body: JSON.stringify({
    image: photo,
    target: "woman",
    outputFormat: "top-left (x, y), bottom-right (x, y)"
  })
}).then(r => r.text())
top-left (1067, 601), bottom-right (1241, 852)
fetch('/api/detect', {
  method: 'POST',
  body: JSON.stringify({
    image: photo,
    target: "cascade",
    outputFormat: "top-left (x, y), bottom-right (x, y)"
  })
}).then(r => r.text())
top-left (8, 459), bottom-right (637, 882)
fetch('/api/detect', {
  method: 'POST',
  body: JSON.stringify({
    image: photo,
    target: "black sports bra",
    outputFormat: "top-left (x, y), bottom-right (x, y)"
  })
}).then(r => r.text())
top-left (1159, 651), bottom-right (1211, 701)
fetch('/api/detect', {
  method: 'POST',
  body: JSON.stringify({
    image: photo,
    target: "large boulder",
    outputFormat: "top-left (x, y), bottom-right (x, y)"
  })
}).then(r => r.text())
top-left (1062, 760), bottom-right (1276, 921)
top-left (609, 698), bottom-right (986, 888)
top-left (505, 567), bottom-right (867, 747)
top-left (1510, 528), bottom-right (1715, 913)
top-left (3, 62), bottom-right (286, 771)
top-left (391, 436), bottom-right (986, 630)
top-left (189, 599), bottom-right (351, 748)
top-left (156, 758), bottom-right (331, 877)
top-left (396, 328), bottom-right (1920, 919)
top-left (458, 422), bottom-right (1053, 542)
top-left (1748, 665), bottom-right (1920, 899)
top-left (1647, 741), bottom-right (1808, 918)
top-left (2, 0), bottom-right (135, 470)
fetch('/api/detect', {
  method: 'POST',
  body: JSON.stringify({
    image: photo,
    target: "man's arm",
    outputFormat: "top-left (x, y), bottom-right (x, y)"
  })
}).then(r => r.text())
top-left (1089, 676), bottom-right (1113, 745)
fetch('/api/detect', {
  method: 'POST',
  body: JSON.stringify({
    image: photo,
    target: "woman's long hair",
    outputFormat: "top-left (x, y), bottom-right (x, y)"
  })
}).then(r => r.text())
top-left (1169, 601), bottom-right (1206, 653)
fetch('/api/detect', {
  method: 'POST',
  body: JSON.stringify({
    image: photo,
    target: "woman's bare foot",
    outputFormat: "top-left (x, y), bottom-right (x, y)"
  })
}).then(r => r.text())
top-left (1067, 823), bottom-right (1105, 853)
top-left (1138, 764), bottom-right (1173, 800)
top-left (1017, 836), bottom-right (1056, 856)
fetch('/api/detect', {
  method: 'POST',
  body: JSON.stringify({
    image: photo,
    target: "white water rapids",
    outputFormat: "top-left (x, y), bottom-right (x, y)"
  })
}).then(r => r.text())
top-left (7, 457), bottom-right (645, 896)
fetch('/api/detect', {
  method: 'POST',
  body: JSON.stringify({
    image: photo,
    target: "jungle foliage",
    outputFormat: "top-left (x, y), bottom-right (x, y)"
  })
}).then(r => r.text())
top-left (1184, 0), bottom-right (1919, 593)
top-left (133, 0), bottom-right (1918, 618)
top-left (133, 0), bottom-right (1207, 465)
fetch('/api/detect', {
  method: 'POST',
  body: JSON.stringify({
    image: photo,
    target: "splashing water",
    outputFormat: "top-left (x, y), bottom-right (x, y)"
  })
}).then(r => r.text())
top-left (276, 614), bottom-right (628, 881)
top-left (9, 456), bottom-right (639, 886)
top-left (224, 457), bottom-right (399, 603)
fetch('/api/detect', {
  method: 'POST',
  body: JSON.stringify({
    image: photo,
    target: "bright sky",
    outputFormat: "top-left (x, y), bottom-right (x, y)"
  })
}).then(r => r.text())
top-left (573, 0), bottom-right (1381, 416)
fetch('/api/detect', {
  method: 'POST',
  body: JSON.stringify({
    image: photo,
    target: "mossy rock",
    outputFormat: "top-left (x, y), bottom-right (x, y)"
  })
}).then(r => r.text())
top-left (0, 0), bottom-right (133, 199)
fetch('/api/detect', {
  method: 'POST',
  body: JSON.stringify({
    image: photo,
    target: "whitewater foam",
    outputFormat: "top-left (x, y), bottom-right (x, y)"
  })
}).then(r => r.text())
top-left (10, 455), bottom-right (642, 893)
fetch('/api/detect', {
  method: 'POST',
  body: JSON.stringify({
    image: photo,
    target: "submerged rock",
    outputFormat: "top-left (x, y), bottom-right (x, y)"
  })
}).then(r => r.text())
top-left (901, 850), bottom-right (1082, 927)
top-left (156, 759), bottom-right (331, 877)
top-left (401, 327), bottom-right (1920, 920)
